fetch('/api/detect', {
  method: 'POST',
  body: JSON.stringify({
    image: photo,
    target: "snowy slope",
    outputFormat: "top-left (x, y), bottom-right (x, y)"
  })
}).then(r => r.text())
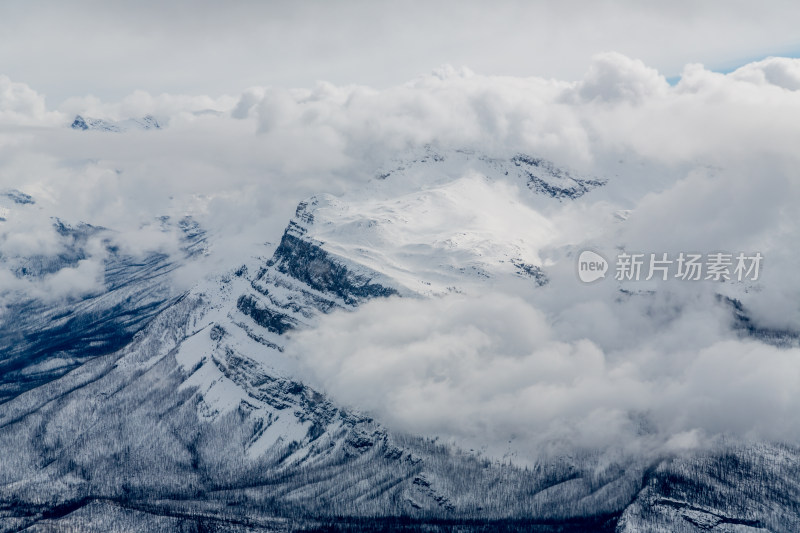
top-left (0, 204), bottom-right (206, 402)
top-left (371, 146), bottom-right (605, 202)
top-left (0, 220), bottom-right (639, 531)
top-left (293, 181), bottom-right (550, 296)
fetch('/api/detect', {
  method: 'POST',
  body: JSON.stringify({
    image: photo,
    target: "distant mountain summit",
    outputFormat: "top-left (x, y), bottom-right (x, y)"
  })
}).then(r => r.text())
top-left (70, 114), bottom-right (163, 132)
top-left (1, 189), bottom-right (35, 205)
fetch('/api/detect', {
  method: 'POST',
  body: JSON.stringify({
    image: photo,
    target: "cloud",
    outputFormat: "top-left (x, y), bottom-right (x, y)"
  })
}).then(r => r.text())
top-left (243, 70), bottom-right (591, 168)
top-left (729, 56), bottom-right (800, 90)
top-left (573, 52), bottom-right (668, 104)
top-left (231, 87), bottom-right (266, 120)
top-left (289, 291), bottom-right (800, 461)
top-left (58, 90), bottom-right (238, 123)
top-left (0, 75), bottom-right (62, 125)
top-left (0, 220), bottom-right (109, 308)
top-left (2, 57), bottom-right (798, 293)
top-left (3, 1), bottom-right (800, 104)
top-left (2, 55), bottom-right (800, 462)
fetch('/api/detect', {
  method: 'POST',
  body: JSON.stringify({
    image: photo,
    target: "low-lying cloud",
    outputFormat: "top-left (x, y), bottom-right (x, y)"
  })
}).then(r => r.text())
top-left (289, 291), bottom-right (800, 461)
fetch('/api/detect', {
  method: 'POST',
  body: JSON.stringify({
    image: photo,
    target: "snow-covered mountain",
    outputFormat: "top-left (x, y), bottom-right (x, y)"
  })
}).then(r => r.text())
top-left (0, 149), bottom-right (798, 531)
top-left (373, 146), bottom-right (606, 201)
top-left (0, 213), bottom-right (205, 403)
top-left (70, 114), bottom-right (164, 132)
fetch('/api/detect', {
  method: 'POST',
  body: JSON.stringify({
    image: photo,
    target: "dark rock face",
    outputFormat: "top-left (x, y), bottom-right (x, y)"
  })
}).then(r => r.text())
top-left (267, 230), bottom-right (397, 305)
top-left (236, 293), bottom-right (298, 334)
top-left (720, 295), bottom-right (800, 347)
top-left (136, 115), bottom-right (162, 130)
top-left (2, 189), bottom-right (35, 205)
top-left (511, 155), bottom-right (606, 200)
top-left (70, 115), bottom-right (89, 130)
top-left (511, 259), bottom-right (548, 286)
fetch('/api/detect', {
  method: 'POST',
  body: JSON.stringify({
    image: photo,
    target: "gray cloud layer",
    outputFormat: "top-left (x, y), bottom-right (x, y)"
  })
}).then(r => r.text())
top-left (2, 1), bottom-right (800, 103)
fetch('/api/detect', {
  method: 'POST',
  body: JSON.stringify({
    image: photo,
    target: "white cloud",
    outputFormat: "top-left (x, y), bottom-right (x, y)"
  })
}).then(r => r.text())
top-left (289, 291), bottom-right (800, 461)
top-left (729, 56), bottom-right (800, 90)
top-left (1, 54), bottom-right (800, 462)
top-left (58, 90), bottom-right (238, 122)
top-left (573, 52), bottom-right (668, 104)
top-left (0, 75), bottom-right (62, 125)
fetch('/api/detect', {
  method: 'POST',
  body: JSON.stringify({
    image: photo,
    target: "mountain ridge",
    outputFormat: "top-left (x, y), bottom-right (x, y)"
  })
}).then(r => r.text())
top-left (0, 150), bottom-right (798, 531)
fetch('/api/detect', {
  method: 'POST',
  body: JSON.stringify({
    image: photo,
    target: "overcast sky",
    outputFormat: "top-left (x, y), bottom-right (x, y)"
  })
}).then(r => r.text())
top-left (1, 0), bottom-right (799, 104)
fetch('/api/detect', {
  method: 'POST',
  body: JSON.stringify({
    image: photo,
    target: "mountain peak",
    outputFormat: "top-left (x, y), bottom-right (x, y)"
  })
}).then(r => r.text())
top-left (70, 114), bottom-right (164, 132)
top-left (372, 146), bottom-right (606, 201)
